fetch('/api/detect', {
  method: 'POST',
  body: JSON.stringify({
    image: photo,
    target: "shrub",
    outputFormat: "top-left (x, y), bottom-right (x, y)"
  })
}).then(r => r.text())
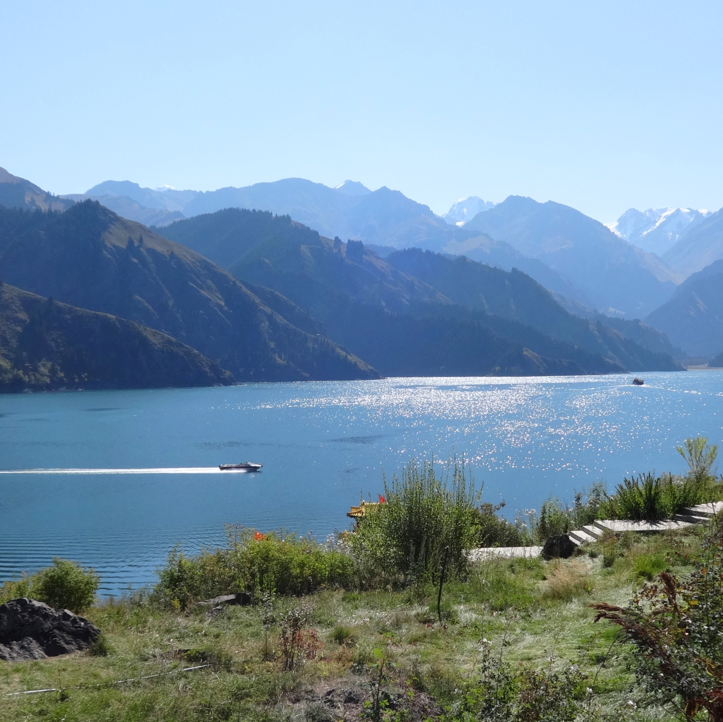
top-left (677, 436), bottom-right (718, 481)
top-left (528, 483), bottom-right (605, 542)
top-left (455, 640), bottom-right (596, 721)
top-left (592, 514), bottom-right (723, 720)
top-left (474, 502), bottom-right (529, 547)
top-left (599, 472), bottom-right (715, 521)
top-left (330, 624), bottom-right (356, 645)
top-left (348, 457), bottom-right (480, 587)
top-left (153, 528), bottom-right (355, 609)
top-left (0, 558), bottom-right (99, 613)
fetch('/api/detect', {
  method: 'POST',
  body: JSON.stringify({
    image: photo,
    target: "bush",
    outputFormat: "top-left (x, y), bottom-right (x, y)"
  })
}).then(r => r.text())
top-left (0, 558), bottom-right (99, 613)
top-left (599, 472), bottom-right (715, 521)
top-left (455, 641), bottom-right (597, 721)
top-left (347, 457), bottom-right (480, 587)
top-left (474, 502), bottom-right (529, 547)
top-left (592, 514), bottom-right (723, 720)
top-left (529, 483), bottom-right (605, 542)
top-left (153, 527), bottom-right (355, 609)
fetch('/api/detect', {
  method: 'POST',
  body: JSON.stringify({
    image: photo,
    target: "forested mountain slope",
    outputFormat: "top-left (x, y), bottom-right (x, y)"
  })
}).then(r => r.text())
top-left (0, 282), bottom-right (231, 391)
top-left (0, 203), bottom-right (378, 382)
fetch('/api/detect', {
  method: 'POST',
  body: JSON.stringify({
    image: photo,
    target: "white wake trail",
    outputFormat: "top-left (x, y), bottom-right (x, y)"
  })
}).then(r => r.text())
top-left (0, 467), bottom-right (250, 475)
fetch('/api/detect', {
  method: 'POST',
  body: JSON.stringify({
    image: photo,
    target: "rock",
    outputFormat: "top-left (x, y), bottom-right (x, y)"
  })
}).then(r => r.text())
top-left (0, 598), bottom-right (101, 662)
top-left (197, 592), bottom-right (252, 608)
top-left (541, 534), bottom-right (577, 560)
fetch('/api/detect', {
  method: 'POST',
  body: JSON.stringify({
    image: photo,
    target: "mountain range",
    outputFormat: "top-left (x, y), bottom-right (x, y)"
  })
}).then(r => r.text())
top-left (0, 201), bottom-right (378, 386)
top-left (1, 165), bottom-right (710, 391)
top-left (66, 176), bottom-right (690, 319)
top-left (645, 260), bottom-right (723, 357)
top-left (159, 208), bottom-right (680, 374)
top-left (609, 207), bottom-right (710, 257)
top-left (463, 196), bottom-right (681, 318)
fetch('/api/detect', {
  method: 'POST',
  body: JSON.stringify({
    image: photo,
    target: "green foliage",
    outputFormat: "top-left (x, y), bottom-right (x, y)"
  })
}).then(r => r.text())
top-left (592, 514), bottom-right (723, 720)
top-left (528, 484), bottom-right (605, 542)
top-left (472, 557), bottom-right (544, 611)
top-left (453, 641), bottom-right (598, 721)
top-left (0, 558), bottom-right (99, 613)
top-left (153, 528), bottom-right (355, 609)
top-left (677, 436), bottom-right (718, 481)
top-left (599, 471), bottom-right (715, 521)
top-left (348, 458), bottom-right (480, 587)
top-left (474, 501), bottom-right (530, 547)
top-left (330, 624), bottom-right (356, 645)
top-left (88, 634), bottom-right (113, 657)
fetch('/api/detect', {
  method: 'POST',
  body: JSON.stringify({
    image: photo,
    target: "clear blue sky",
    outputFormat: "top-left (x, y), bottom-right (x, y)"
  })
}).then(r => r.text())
top-left (2, 0), bottom-right (722, 222)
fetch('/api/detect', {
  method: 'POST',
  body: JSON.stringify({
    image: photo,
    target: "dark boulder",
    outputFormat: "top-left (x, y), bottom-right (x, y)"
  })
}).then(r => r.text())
top-left (541, 534), bottom-right (577, 560)
top-left (0, 598), bottom-right (100, 662)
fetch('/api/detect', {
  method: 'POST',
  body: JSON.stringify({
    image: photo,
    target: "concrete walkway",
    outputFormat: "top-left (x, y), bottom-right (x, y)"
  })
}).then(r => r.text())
top-left (467, 546), bottom-right (543, 561)
top-left (468, 502), bottom-right (723, 558)
top-left (568, 501), bottom-right (723, 546)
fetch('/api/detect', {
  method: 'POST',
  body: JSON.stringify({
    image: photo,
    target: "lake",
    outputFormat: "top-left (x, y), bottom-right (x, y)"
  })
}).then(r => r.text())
top-left (1, 372), bottom-right (721, 595)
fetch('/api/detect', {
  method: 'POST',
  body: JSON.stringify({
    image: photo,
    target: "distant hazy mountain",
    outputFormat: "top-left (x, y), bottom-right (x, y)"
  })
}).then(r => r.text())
top-left (441, 233), bottom-right (593, 308)
top-left (161, 208), bottom-right (681, 375)
top-left (609, 207), bottom-right (709, 256)
top-left (661, 208), bottom-right (723, 277)
top-left (645, 259), bottom-right (723, 357)
top-left (334, 180), bottom-right (371, 196)
top-left (0, 202), bottom-right (378, 382)
top-left (443, 196), bottom-right (496, 225)
top-left (79, 177), bottom-right (473, 251)
top-left (385, 249), bottom-right (681, 372)
top-left (64, 193), bottom-right (185, 227)
top-left (464, 196), bottom-right (681, 318)
top-left (0, 167), bottom-right (73, 213)
top-left (0, 282), bottom-right (231, 392)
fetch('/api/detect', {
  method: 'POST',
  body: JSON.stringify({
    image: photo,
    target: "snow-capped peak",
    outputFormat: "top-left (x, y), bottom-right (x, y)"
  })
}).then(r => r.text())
top-left (443, 196), bottom-right (496, 225)
top-left (334, 180), bottom-right (371, 196)
top-left (610, 206), bottom-right (710, 255)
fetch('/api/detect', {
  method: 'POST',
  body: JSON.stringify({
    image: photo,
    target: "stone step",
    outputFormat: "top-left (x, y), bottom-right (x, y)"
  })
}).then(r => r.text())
top-left (582, 524), bottom-right (603, 539)
top-left (672, 513), bottom-right (709, 524)
top-left (684, 501), bottom-right (723, 517)
top-left (569, 529), bottom-right (597, 545)
top-left (594, 518), bottom-right (692, 534)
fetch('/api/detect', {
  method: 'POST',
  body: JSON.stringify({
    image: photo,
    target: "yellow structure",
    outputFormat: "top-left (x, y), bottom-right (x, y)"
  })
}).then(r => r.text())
top-left (346, 501), bottom-right (380, 522)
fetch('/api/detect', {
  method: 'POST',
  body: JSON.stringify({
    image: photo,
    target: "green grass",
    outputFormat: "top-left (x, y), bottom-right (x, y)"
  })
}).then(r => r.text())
top-left (0, 528), bottom-right (707, 721)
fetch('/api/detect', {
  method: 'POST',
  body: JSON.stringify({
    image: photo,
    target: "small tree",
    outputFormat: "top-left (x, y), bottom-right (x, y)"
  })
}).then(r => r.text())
top-left (349, 457), bottom-right (480, 587)
top-left (677, 436), bottom-right (718, 481)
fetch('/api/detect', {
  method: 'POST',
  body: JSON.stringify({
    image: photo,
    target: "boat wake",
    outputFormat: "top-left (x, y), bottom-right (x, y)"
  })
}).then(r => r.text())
top-left (0, 467), bottom-right (253, 475)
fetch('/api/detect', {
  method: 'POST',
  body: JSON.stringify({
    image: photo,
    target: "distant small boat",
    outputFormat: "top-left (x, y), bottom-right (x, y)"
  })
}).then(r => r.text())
top-left (219, 462), bottom-right (262, 471)
top-left (632, 378), bottom-right (645, 386)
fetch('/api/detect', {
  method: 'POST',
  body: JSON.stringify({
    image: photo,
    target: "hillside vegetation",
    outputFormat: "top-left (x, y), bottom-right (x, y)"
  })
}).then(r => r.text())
top-left (0, 282), bottom-right (232, 391)
top-left (0, 203), bottom-right (378, 383)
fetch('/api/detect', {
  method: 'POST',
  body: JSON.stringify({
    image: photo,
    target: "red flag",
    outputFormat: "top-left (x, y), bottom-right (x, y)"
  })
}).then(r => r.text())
top-left (254, 531), bottom-right (266, 541)
top-left (378, 495), bottom-right (386, 504)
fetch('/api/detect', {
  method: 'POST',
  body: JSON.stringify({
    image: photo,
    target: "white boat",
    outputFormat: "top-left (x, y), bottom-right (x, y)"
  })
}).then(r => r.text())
top-left (219, 462), bottom-right (263, 471)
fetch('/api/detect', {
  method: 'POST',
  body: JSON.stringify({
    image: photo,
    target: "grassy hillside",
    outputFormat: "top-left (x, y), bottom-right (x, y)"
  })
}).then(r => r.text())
top-left (0, 282), bottom-right (232, 391)
top-left (0, 526), bottom-right (708, 721)
top-left (0, 203), bottom-right (378, 383)
top-left (0, 166), bottom-right (73, 213)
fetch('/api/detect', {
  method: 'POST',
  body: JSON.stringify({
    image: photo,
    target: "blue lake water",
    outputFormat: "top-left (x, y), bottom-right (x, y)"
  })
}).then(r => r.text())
top-left (1, 372), bottom-right (721, 595)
